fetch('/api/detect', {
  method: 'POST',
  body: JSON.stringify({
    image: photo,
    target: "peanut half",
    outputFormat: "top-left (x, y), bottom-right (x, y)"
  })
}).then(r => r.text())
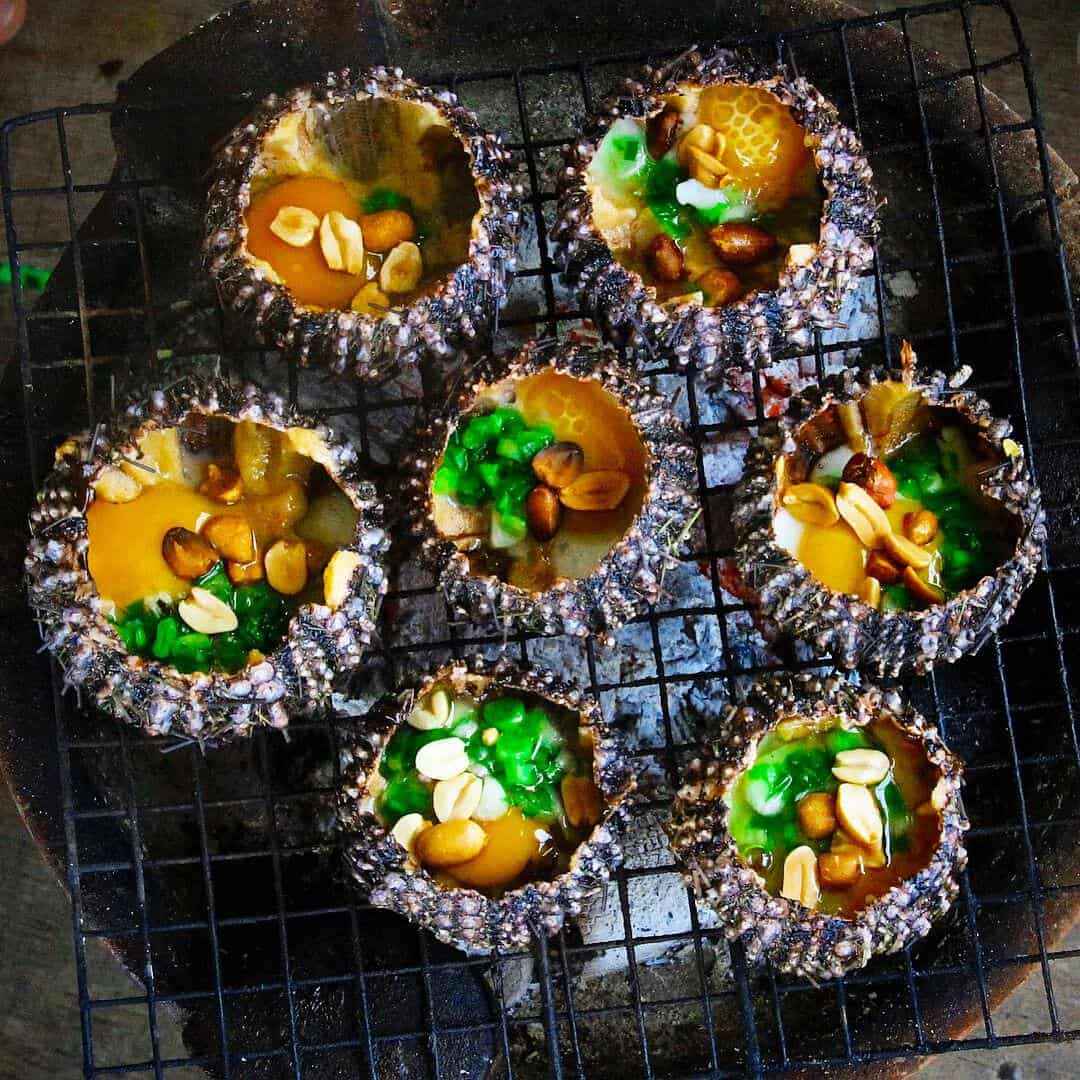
top-left (201, 514), bottom-right (256, 564)
top-left (379, 240), bottom-right (423, 294)
top-left (270, 205), bottom-right (319, 247)
top-left (358, 209), bottom-right (415, 252)
top-left (781, 482), bottom-right (840, 527)
top-left (415, 736), bottom-right (469, 781)
top-left (832, 748), bottom-right (891, 786)
top-left (350, 281), bottom-right (391, 315)
top-left (264, 537), bottom-right (308, 595)
top-left (94, 465), bottom-right (142, 504)
top-left (835, 782), bottom-right (883, 848)
top-left (796, 791), bottom-right (837, 839)
top-left (835, 481), bottom-right (890, 548)
top-left (319, 211), bottom-right (365, 274)
top-left (860, 576), bottom-right (882, 609)
top-left (323, 549), bottom-right (361, 610)
top-left (780, 845), bottom-right (821, 908)
top-left (390, 812), bottom-right (430, 856)
top-left (433, 773), bottom-right (483, 822)
top-left (178, 586), bottom-right (239, 635)
top-left (817, 850), bottom-right (862, 889)
top-left (882, 530), bottom-right (932, 570)
top-left (532, 442), bottom-right (584, 489)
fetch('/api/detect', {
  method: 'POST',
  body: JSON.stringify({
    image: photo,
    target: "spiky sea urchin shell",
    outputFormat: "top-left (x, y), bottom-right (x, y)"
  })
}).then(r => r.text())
top-left (552, 48), bottom-right (877, 376)
top-left (668, 672), bottom-right (967, 980)
top-left (731, 367), bottom-right (1044, 675)
top-left (407, 339), bottom-right (698, 642)
top-left (338, 657), bottom-right (634, 954)
top-left (25, 378), bottom-right (389, 742)
top-left (204, 67), bottom-right (519, 382)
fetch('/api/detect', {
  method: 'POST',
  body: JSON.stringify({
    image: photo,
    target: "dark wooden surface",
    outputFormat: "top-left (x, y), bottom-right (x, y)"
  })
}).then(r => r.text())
top-left (1, 2), bottom-right (1079, 1077)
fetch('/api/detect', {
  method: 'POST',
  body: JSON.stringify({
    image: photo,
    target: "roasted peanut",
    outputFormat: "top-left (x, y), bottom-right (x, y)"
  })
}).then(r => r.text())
top-left (882, 530), bottom-right (932, 570)
top-left (201, 514), bottom-right (256, 564)
top-left (94, 465), bottom-right (142, 504)
top-left (781, 482), bottom-right (840, 527)
top-left (226, 560), bottom-right (264, 586)
top-left (796, 791), bottom-right (837, 839)
top-left (525, 484), bottom-right (562, 541)
top-left (836, 482), bottom-right (890, 548)
top-left (162, 527), bottom-right (218, 580)
top-left (835, 782), bottom-right (883, 848)
top-left (199, 463), bottom-right (244, 504)
top-left (358, 208), bottom-right (415, 252)
top-left (379, 240), bottom-right (423, 294)
top-left (264, 537), bottom-right (308, 595)
top-left (865, 550), bottom-right (902, 585)
top-left (707, 222), bottom-right (778, 265)
top-left (415, 736), bottom-right (469, 781)
top-left (817, 850), bottom-right (862, 889)
top-left (696, 267), bottom-right (742, 307)
top-left (433, 773), bottom-right (483, 822)
top-left (323, 549), bottom-right (361, 609)
top-left (780, 845), bottom-right (820, 909)
top-left (415, 819), bottom-right (488, 868)
top-left (832, 748), bottom-right (891, 786)
top-left (532, 442), bottom-right (584, 489)
top-left (559, 469), bottom-right (630, 511)
top-left (319, 210), bottom-right (365, 274)
top-left (178, 586), bottom-right (239, 635)
top-left (648, 233), bottom-right (684, 281)
top-left (902, 566), bottom-right (945, 607)
top-left (269, 205), bottom-right (319, 247)
top-left (841, 452), bottom-right (897, 509)
top-left (561, 775), bottom-right (605, 828)
top-left (904, 509), bottom-right (939, 546)
top-left (646, 105), bottom-right (681, 159)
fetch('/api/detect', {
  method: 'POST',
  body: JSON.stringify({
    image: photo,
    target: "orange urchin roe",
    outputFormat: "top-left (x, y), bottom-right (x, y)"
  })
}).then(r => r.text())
top-left (698, 84), bottom-right (812, 203)
top-left (444, 806), bottom-right (540, 890)
top-left (245, 177), bottom-right (364, 309)
top-left (514, 370), bottom-right (647, 480)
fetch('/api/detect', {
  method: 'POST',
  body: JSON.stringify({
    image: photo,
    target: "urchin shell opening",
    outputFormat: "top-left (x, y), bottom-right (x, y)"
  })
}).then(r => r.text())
top-left (408, 340), bottom-right (698, 641)
top-left (205, 67), bottom-right (520, 382)
top-left (337, 657), bottom-right (635, 954)
top-left (667, 673), bottom-right (968, 980)
top-left (552, 48), bottom-right (878, 376)
top-left (732, 367), bottom-right (1045, 675)
top-left (26, 378), bottom-right (390, 741)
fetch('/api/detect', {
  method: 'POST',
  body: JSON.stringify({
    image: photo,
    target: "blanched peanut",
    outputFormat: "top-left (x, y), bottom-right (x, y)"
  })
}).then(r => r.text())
top-left (796, 791), bottom-right (837, 839)
top-left (264, 538), bottom-right (308, 595)
top-left (832, 748), bottom-right (891, 785)
top-left (686, 144), bottom-right (726, 187)
top-left (428, 688), bottom-right (452, 725)
top-left (415, 736), bottom-right (469, 781)
top-left (323, 549), bottom-right (361, 610)
top-left (201, 515), bottom-right (256, 564)
top-left (391, 812), bottom-right (429, 856)
top-left (162, 527), bottom-right (218, 580)
top-left (780, 845), bottom-right (820, 908)
top-left (178, 586), bottom-right (239, 635)
top-left (414, 819), bottom-right (488, 868)
top-left (835, 783), bottom-right (883, 847)
top-left (406, 706), bottom-right (446, 731)
top-left (433, 773), bottom-right (483, 822)
top-left (379, 241), bottom-right (423, 294)
top-left (860, 576), bottom-right (882, 609)
top-left (781, 482), bottom-right (840, 527)
top-left (319, 211), bottom-right (365, 274)
top-left (677, 123), bottom-right (718, 165)
top-left (270, 205), bottom-right (319, 247)
top-left (350, 281), bottom-right (391, 315)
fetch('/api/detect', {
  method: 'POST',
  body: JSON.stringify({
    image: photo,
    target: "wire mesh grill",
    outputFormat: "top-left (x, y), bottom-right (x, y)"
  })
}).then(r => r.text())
top-left (4, 0), bottom-right (1080, 1076)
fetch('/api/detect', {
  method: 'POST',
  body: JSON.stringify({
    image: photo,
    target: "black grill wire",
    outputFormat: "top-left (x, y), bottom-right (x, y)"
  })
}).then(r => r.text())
top-left (3, 0), bottom-right (1080, 1076)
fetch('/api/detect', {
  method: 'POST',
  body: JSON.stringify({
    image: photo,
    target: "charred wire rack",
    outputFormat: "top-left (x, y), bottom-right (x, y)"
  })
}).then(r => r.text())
top-left (4, 0), bottom-right (1080, 1077)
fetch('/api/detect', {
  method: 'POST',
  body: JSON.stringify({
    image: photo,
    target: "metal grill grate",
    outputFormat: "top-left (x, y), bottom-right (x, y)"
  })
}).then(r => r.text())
top-left (4, 1), bottom-right (1080, 1076)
